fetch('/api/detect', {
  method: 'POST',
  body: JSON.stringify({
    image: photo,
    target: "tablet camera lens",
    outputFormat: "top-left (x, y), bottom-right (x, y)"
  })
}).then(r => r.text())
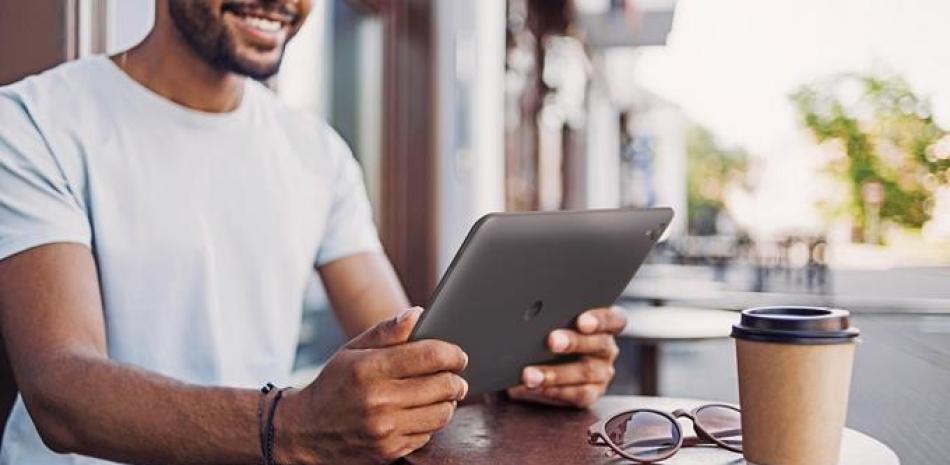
top-left (523, 300), bottom-right (543, 321)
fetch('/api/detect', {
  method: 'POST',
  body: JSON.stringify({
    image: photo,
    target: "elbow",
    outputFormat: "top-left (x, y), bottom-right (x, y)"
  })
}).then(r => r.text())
top-left (17, 350), bottom-right (111, 456)
top-left (19, 375), bottom-right (84, 454)
top-left (37, 424), bottom-right (79, 455)
top-left (28, 396), bottom-right (82, 454)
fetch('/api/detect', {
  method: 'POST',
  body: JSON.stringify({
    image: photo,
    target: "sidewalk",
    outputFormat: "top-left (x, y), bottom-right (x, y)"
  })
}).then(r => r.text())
top-left (624, 263), bottom-right (950, 314)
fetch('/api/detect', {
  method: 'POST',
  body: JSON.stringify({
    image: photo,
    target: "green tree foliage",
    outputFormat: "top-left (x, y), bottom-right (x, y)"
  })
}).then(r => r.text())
top-left (791, 74), bottom-right (950, 231)
top-left (686, 126), bottom-right (749, 235)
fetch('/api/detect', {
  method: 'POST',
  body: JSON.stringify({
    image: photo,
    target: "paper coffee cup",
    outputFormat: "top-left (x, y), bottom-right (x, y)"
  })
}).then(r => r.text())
top-left (732, 306), bottom-right (860, 465)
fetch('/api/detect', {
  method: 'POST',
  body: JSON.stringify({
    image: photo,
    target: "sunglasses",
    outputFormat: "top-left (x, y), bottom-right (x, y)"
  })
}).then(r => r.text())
top-left (587, 404), bottom-right (742, 463)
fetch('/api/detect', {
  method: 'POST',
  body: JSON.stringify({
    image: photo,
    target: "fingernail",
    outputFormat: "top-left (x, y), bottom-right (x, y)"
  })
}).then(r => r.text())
top-left (550, 331), bottom-right (569, 352)
top-left (578, 313), bottom-right (598, 333)
top-left (460, 379), bottom-right (469, 399)
top-left (397, 306), bottom-right (422, 323)
top-left (524, 367), bottom-right (544, 389)
top-left (461, 351), bottom-right (469, 370)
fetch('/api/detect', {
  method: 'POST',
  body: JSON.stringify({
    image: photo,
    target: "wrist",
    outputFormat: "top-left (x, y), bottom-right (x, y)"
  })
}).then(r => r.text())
top-left (273, 388), bottom-right (322, 465)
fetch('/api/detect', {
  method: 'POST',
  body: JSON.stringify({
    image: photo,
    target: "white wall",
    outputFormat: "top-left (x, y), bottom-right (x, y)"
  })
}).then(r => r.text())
top-left (110, 0), bottom-right (154, 52)
top-left (103, 0), bottom-right (154, 54)
top-left (635, 104), bottom-right (688, 237)
top-left (277, 0), bottom-right (330, 116)
top-left (584, 52), bottom-right (622, 209)
top-left (435, 0), bottom-right (507, 274)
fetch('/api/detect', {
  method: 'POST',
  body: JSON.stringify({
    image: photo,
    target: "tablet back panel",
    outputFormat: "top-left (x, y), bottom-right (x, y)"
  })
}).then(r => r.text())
top-left (410, 208), bottom-right (673, 397)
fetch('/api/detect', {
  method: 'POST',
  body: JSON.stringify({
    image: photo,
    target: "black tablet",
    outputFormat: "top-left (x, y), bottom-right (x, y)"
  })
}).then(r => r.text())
top-left (409, 207), bottom-right (673, 397)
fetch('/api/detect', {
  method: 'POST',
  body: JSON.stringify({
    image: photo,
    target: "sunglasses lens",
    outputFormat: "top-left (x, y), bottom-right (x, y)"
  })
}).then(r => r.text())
top-left (695, 405), bottom-right (743, 450)
top-left (605, 411), bottom-right (680, 461)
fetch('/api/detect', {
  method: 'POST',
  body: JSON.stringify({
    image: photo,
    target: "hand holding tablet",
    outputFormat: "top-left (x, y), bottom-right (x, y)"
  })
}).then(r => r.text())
top-left (507, 305), bottom-right (628, 407)
top-left (410, 207), bottom-right (673, 400)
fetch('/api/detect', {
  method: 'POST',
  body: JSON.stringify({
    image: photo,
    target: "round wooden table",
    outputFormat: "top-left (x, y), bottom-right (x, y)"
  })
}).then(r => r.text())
top-left (619, 306), bottom-right (740, 342)
top-left (406, 395), bottom-right (900, 465)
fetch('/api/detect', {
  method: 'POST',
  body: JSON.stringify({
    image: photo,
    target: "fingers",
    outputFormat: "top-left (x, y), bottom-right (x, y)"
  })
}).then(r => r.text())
top-left (378, 339), bottom-right (469, 378)
top-left (512, 355), bottom-right (616, 408)
top-left (399, 433), bottom-right (434, 457)
top-left (547, 330), bottom-right (620, 359)
top-left (367, 430), bottom-right (434, 462)
top-left (521, 358), bottom-right (615, 389)
top-left (361, 403), bottom-right (450, 461)
top-left (347, 307), bottom-right (423, 349)
top-left (508, 383), bottom-right (604, 408)
top-left (393, 401), bottom-right (457, 434)
top-left (507, 385), bottom-right (574, 407)
top-left (392, 371), bottom-right (469, 407)
top-left (575, 307), bottom-right (628, 335)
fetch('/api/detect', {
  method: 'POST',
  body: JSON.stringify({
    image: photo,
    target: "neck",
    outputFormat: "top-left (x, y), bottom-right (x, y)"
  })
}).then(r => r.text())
top-left (111, 11), bottom-right (244, 113)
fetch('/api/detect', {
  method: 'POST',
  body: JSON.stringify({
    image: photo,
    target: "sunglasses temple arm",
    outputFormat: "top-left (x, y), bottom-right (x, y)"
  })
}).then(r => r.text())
top-left (709, 428), bottom-right (742, 439)
top-left (684, 427), bottom-right (743, 448)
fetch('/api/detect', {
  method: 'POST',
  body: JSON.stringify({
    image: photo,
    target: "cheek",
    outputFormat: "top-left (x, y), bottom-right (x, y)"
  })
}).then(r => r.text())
top-left (189, 2), bottom-right (229, 44)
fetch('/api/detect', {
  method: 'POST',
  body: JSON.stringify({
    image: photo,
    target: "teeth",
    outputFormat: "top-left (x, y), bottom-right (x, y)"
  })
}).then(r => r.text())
top-left (241, 15), bottom-right (282, 33)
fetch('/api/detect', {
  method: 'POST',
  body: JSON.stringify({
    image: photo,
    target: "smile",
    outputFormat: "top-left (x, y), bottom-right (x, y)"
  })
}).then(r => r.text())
top-left (240, 15), bottom-right (284, 33)
top-left (221, 1), bottom-right (297, 35)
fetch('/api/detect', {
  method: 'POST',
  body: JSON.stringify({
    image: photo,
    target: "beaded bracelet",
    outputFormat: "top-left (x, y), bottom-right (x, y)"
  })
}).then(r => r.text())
top-left (258, 383), bottom-right (276, 465)
top-left (266, 388), bottom-right (289, 465)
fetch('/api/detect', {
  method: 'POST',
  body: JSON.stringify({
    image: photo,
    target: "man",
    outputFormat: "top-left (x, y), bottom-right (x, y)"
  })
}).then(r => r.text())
top-left (0, 1), bottom-right (626, 464)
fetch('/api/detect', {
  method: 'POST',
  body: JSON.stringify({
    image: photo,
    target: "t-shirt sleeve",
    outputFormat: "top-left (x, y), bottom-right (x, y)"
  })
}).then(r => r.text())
top-left (0, 93), bottom-right (91, 261)
top-left (314, 128), bottom-right (383, 266)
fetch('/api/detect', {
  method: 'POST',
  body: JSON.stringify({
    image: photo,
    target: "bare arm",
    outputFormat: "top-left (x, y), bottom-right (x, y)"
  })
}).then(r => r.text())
top-left (1, 244), bottom-right (466, 464)
top-left (318, 251), bottom-right (410, 338)
top-left (0, 243), bottom-right (263, 464)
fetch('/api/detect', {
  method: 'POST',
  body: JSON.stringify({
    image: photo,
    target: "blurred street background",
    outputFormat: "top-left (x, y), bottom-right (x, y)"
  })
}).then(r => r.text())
top-left (4, 1), bottom-right (948, 464)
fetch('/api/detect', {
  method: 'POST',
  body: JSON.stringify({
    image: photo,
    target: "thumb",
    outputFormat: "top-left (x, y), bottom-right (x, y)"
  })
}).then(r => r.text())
top-left (347, 307), bottom-right (423, 350)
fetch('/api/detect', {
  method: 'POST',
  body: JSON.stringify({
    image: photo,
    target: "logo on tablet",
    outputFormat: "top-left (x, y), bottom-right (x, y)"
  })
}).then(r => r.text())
top-left (523, 300), bottom-right (544, 321)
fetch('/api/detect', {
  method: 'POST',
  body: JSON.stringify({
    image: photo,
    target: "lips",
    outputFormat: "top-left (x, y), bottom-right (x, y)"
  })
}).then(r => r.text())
top-left (238, 15), bottom-right (284, 33)
top-left (221, 0), bottom-right (298, 34)
top-left (221, 0), bottom-right (299, 48)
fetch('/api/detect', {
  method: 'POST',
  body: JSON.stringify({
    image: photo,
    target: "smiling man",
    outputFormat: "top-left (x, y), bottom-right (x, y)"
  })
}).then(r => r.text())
top-left (0, 1), bottom-right (626, 464)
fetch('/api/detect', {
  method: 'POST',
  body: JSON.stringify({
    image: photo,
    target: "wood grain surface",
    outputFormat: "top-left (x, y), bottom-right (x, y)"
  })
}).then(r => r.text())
top-left (405, 395), bottom-right (898, 465)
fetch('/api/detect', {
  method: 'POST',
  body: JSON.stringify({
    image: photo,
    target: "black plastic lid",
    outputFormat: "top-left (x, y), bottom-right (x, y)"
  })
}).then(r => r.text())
top-left (731, 306), bottom-right (860, 345)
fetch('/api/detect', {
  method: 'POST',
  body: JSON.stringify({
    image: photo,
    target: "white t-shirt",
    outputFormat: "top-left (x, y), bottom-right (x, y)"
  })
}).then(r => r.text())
top-left (0, 56), bottom-right (382, 465)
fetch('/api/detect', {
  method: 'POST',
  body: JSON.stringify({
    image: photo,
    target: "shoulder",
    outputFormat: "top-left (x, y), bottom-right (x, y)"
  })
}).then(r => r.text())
top-left (0, 57), bottom-right (108, 113)
top-left (0, 57), bottom-right (117, 191)
top-left (0, 57), bottom-right (114, 150)
top-left (0, 60), bottom-right (96, 148)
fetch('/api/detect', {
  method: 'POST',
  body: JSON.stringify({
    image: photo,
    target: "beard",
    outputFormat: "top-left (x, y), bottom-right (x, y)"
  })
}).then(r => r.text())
top-left (167, 0), bottom-right (293, 80)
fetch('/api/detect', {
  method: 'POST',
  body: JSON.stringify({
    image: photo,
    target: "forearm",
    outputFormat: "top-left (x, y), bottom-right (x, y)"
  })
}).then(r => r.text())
top-left (319, 252), bottom-right (410, 338)
top-left (0, 244), bottom-right (293, 464)
top-left (22, 350), bottom-right (262, 465)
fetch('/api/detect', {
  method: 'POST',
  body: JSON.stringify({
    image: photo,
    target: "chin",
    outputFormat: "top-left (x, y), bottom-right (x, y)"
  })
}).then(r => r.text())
top-left (227, 50), bottom-right (283, 80)
top-left (168, 0), bottom-right (303, 80)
